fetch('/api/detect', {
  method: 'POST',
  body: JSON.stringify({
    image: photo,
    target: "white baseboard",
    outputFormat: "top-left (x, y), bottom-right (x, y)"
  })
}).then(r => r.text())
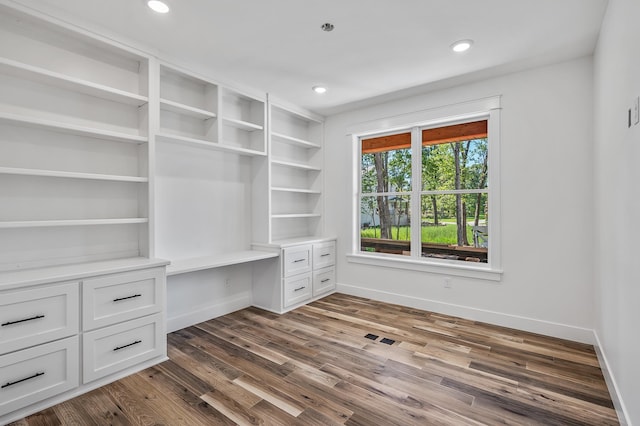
top-left (337, 282), bottom-right (595, 344)
top-left (593, 332), bottom-right (631, 426)
top-left (166, 292), bottom-right (252, 333)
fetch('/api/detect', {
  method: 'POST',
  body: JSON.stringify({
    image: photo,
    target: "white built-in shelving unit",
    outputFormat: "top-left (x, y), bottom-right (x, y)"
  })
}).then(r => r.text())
top-left (266, 102), bottom-right (324, 243)
top-left (156, 64), bottom-right (266, 157)
top-left (0, 4), bottom-right (153, 272)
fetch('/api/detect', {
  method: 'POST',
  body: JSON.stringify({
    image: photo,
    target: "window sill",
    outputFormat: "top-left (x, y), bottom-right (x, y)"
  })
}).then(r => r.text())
top-left (346, 252), bottom-right (503, 281)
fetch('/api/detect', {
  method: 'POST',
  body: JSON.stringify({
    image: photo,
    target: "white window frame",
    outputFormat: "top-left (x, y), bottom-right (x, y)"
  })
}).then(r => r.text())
top-left (347, 96), bottom-right (503, 281)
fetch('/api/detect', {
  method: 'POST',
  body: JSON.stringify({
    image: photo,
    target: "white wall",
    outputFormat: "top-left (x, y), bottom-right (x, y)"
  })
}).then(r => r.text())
top-left (324, 57), bottom-right (595, 342)
top-left (594, 0), bottom-right (640, 423)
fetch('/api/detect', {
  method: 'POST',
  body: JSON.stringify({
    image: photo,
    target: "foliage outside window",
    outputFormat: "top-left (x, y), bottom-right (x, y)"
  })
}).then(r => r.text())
top-left (359, 120), bottom-right (489, 264)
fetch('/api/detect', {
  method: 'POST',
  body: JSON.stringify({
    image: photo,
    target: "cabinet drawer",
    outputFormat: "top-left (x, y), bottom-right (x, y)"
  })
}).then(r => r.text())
top-left (82, 313), bottom-right (165, 384)
top-left (83, 268), bottom-right (165, 331)
top-left (313, 241), bottom-right (336, 269)
top-left (313, 266), bottom-right (336, 297)
top-left (0, 336), bottom-right (79, 417)
top-left (0, 282), bottom-right (79, 355)
top-left (283, 273), bottom-right (312, 308)
top-left (283, 245), bottom-right (312, 277)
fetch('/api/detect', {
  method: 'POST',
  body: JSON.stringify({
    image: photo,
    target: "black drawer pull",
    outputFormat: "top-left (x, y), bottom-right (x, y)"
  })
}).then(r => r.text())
top-left (1, 314), bottom-right (45, 327)
top-left (113, 340), bottom-right (142, 351)
top-left (321, 278), bottom-right (330, 283)
top-left (320, 253), bottom-right (331, 257)
top-left (293, 259), bottom-right (306, 263)
top-left (113, 294), bottom-right (142, 302)
top-left (294, 286), bottom-right (306, 292)
top-left (2, 372), bottom-right (45, 389)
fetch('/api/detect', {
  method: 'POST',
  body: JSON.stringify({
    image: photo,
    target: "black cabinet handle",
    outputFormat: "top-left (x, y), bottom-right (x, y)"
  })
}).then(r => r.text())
top-left (114, 340), bottom-right (142, 351)
top-left (320, 253), bottom-right (331, 257)
top-left (293, 259), bottom-right (306, 263)
top-left (321, 278), bottom-right (330, 283)
top-left (1, 372), bottom-right (45, 389)
top-left (113, 294), bottom-right (142, 302)
top-left (294, 286), bottom-right (306, 292)
top-left (1, 314), bottom-right (45, 327)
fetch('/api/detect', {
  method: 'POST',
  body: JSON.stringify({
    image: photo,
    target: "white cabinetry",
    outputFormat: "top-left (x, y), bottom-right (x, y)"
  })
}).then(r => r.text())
top-left (252, 239), bottom-right (336, 313)
top-left (267, 103), bottom-right (324, 243)
top-left (156, 64), bottom-right (266, 157)
top-left (0, 258), bottom-right (168, 424)
top-left (0, 4), bottom-right (153, 272)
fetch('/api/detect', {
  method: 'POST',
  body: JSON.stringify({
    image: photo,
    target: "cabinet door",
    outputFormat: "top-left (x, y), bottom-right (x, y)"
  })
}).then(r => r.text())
top-left (313, 240), bottom-right (336, 269)
top-left (283, 273), bottom-right (312, 308)
top-left (0, 282), bottom-right (79, 355)
top-left (82, 313), bottom-right (165, 383)
top-left (313, 266), bottom-right (336, 297)
top-left (283, 244), bottom-right (312, 277)
top-left (82, 268), bottom-right (165, 331)
top-left (0, 336), bottom-right (79, 417)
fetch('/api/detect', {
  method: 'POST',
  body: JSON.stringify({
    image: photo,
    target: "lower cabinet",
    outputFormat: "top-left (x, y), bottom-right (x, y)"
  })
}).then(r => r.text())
top-left (0, 336), bottom-right (79, 417)
top-left (0, 259), bottom-right (168, 424)
top-left (253, 238), bottom-right (336, 313)
top-left (83, 313), bottom-right (164, 383)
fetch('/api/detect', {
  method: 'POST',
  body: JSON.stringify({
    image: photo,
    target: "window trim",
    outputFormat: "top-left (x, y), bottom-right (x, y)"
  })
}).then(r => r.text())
top-left (349, 96), bottom-right (502, 280)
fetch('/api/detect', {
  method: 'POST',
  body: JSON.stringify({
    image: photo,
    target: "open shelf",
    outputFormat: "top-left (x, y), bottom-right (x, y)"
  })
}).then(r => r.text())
top-left (156, 132), bottom-right (266, 156)
top-left (0, 218), bottom-right (149, 229)
top-left (0, 166), bottom-right (148, 182)
top-left (0, 57), bottom-right (148, 106)
top-left (271, 187), bottom-right (321, 194)
top-left (271, 159), bottom-right (322, 171)
top-left (160, 98), bottom-right (216, 120)
top-left (166, 250), bottom-right (279, 276)
top-left (222, 117), bottom-right (263, 132)
top-left (271, 131), bottom-right (320, 149)
top-left (271, 213), bottom-right (322, 219)
top-left (0, 111), bottom-right (148, 144)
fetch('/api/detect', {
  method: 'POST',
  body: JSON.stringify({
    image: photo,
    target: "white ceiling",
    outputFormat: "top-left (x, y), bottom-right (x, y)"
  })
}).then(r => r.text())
top-left (12, 0), bottom-right (608, 115)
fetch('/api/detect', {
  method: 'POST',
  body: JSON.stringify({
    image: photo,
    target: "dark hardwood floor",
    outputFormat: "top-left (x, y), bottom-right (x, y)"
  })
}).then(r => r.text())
top-left (11, 293), bottom-right (619, 425)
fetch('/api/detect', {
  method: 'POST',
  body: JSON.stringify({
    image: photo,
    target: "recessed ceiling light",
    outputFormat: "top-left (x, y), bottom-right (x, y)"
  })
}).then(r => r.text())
top-left (147, 0), bottom-right (169, 13)
top-left (321, 23), bottom-right (335, 32)
top-left (312, 86), bottom-right (327, 94)
top-left (451, 39), bottom-right (473, 53)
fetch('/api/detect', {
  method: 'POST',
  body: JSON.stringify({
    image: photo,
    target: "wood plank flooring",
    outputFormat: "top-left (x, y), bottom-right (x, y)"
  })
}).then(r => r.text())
top-left (11, 293), bottom-right (618, 425)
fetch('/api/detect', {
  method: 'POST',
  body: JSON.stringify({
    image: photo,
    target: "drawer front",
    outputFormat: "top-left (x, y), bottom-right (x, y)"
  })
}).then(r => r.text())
top-left (313, 266), bottom-right (336, 297)
top-left (283, 273), bottom-right (312, 308)
top-left (283, 245), bottom-right (312, 277)
top-left (83, 268), bottom-right (165, 331)
top-left (82, 313), bottom-right (165, 384)
top-left (313, 241), bottom-right (336, 269)
top-left (0, 282), bottom-right (79, 355)
top-left (0, 336), bottom-right (79, 417)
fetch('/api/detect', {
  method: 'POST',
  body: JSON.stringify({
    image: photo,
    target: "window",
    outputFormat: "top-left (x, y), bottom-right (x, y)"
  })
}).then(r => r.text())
top-left (350, 97), bottom-right (501, 278)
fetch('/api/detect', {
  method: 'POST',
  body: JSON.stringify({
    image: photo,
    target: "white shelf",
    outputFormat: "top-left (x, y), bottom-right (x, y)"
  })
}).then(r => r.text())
top-left (0, 218), bottom-right (148, 229)
top-left (271, 131), bottom-right (320, 149)
top-left (0, 112), bottom-right (148, 144)
top-left (271, 213), bottom-right (322, 219)
top-left (271, 159), bottom-right (321, 171)
top-left (166, 250), bottom-right (279, 276)
top-left (0, 57), bottom-right (148, 107)
top-left (156, 132), bottom-right (266, 156)
top-left (271, 187), bottom-right (321, 194)
top-left (0, 167), bottom-right (148, 182)
top-left (222, 117), bottom-right (263, 132)
top-left (160, 98), bottom-right (216, 120)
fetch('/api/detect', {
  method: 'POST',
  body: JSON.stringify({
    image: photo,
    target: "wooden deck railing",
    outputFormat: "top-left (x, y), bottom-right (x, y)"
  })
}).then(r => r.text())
top-left (361, 238), bottom-right (488, 263)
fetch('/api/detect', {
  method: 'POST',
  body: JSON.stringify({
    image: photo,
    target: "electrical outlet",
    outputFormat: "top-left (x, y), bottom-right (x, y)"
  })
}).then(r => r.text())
top-left (443, 277), bottom-right (452, 289)
top-left (224, 277), bottom-right (230, 287)
top-left (634, 96), bottom-right (639, 125)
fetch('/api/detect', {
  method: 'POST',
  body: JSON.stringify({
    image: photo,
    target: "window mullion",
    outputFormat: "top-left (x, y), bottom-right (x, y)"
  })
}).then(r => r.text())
top-left (410, 127), bottom-right (422, 258)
